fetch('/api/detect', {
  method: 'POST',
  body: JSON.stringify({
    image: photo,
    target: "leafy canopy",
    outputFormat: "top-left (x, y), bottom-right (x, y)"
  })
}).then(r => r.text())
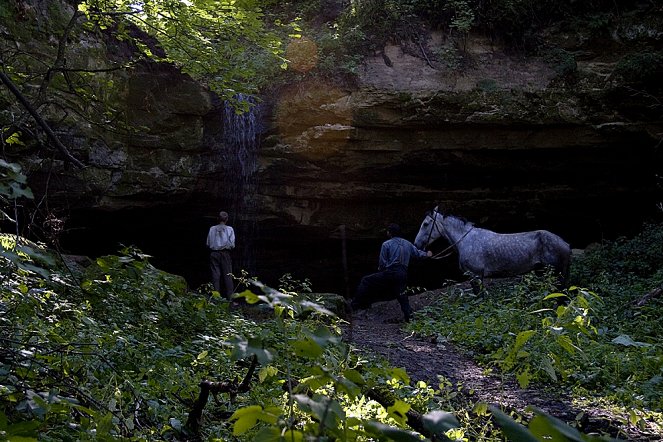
top-left (79, 0), bottom-right (289, 100)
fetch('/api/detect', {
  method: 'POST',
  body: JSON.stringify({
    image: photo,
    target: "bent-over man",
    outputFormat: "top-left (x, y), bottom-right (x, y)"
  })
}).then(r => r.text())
top-left (351, 223), bottom-right (432, 322)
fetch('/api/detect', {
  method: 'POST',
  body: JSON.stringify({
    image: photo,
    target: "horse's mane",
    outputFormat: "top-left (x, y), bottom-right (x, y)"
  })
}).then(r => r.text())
top-left (434, 211), bottom-right (474, 228)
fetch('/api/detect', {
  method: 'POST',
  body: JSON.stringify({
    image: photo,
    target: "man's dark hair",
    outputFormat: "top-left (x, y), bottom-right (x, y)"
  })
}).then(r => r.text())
top-left (387, 223), bottom-right (402, 237)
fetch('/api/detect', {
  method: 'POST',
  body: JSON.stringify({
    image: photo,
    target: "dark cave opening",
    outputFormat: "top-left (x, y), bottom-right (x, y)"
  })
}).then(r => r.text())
top-left (56, 194), bottom-right (661, 298)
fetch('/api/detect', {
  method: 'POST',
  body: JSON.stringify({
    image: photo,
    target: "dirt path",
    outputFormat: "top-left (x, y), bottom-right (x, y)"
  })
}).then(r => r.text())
top-left (342, 286), bottom-right (660, 441)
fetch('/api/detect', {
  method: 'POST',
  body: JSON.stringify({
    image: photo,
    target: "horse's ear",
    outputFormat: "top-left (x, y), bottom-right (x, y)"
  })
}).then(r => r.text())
top-left (433, 205), bottom-right (439, 212)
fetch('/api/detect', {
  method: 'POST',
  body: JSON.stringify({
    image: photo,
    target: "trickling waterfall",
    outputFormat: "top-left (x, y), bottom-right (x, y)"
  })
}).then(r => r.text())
top-left (222, 94), bottom-right (261, 274)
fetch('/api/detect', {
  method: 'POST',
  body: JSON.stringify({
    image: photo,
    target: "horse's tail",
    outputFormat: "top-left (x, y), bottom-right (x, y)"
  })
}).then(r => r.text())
top-left (559, 244), bottom-right (571, 288)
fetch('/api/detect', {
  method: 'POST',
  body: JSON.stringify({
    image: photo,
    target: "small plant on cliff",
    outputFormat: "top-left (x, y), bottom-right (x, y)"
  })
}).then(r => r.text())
top-left (445, 0), bottom-right (475, 51)
top-left (613, 51), bottom-right (663, 92)
top-left (541, 47), bottom-right (578, 79)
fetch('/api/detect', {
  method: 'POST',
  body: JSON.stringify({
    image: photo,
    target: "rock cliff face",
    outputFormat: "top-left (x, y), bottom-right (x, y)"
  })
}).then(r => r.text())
top-left (253, 33), bottom-right (661, 290)
top-left (3, 2), bottom-right (661, 293)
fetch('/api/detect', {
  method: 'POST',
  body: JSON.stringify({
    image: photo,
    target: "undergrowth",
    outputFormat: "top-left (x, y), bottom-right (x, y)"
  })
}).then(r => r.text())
top-left (408, 223), bottom-right (663, 435)
top-left (1, 238), bottom-right (592, 441)
top-left (0, 160), bottom-right (646, 440)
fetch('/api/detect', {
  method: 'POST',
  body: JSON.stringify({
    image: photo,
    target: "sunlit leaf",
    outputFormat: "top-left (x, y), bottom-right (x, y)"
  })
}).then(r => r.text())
top-left (231, 405), bottom-right (263, 434)
top-left (292, 338), bottom-right (323, 358)
top-left (389, 367), bottom-right (410, 384)
top-left (236, 289), bottom-right (261, 304)
top-left (516, 369), bottom-right (532, 388)
top-left (233, 414), bottom-right (258, 435)
top-left (342, 368), bottom-right (365, 385)
top-left (300, 373), bottom-right (331, 392)
top-left (335, 375), bottom-right (362, 398)
top-left (543, 292), bottom-right (568, 301)
top-left (514, 330), bottom-right (536, 349)
top-left (556, 335), bottom-right (578, 354)
top-left (254, 427), bottom-right (304, 442)
top-left (258, 365), bottom-right (279, 383)
top-left (386, 399), bottom-right (410, 426)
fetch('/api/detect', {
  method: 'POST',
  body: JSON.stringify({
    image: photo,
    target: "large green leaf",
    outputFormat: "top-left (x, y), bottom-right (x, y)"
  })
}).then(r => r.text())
top-left (421, 410), bottom-right (460, 436)
top-left (364, 421), bottom-right (422, 442)
top-left (386, 399), bottom-right (410, 426)
top-left (489, 407), bottom-right (538, 442)
top-left (291, 337), bottom-right (323, 359)
top-left (228, 335), bottom-right (274, 364)
top-left (293, 394), bottom-right (345, 428)
top-left (230, 405), bottom-right (263, 435)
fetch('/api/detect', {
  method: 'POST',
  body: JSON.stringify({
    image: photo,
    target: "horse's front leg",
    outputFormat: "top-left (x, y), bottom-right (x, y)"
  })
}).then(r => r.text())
top-left (465, 271), bottom-right (485, 296)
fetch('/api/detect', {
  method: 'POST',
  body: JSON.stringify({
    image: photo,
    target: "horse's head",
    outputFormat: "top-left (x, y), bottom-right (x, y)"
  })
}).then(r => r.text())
top-left (414, 207), bottom-right (443, 249)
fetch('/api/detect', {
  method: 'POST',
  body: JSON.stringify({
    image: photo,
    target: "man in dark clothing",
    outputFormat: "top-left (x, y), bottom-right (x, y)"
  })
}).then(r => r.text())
top-left (351, 223), bottom-right (432, 322)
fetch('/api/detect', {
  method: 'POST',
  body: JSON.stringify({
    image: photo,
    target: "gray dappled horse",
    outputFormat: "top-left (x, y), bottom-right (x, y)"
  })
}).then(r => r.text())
top-left (414, 207), bottom-right (571, 290)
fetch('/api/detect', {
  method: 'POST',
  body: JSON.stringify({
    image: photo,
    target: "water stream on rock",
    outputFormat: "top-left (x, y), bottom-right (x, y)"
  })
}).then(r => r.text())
top-left (222, 94), bottom-right (261, 275)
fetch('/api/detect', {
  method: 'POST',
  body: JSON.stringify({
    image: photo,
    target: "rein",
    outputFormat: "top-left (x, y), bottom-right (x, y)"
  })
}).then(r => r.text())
top-left (427, 211), bottom-right (474, 260)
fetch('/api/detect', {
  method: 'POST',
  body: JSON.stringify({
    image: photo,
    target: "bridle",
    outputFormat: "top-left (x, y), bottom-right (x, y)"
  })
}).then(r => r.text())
top-left (424, 209), bottom-right (440, 248)
top-left (424, 209), bottom-right (474, 260)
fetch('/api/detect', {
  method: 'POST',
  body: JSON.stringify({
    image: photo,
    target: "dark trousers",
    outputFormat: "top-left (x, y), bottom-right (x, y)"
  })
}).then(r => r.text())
top-left (351, 265), bottom-right (412, 319)
top-left (210, 250), bottom-right (233, 299)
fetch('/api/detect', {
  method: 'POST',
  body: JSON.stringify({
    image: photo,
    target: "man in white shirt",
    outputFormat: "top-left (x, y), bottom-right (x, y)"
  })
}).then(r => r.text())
top-left (206, 211), bottom-right (236, 299)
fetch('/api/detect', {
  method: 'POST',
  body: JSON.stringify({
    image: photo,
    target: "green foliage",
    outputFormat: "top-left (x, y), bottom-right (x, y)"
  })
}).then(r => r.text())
top-left (277, 272), bottom-right (312, 295)
top-left (1, 229), bottom-right (618, 440)
top-left (287, 0), bottom-right (647, 82)
top-left (408, 255), bottom-right (663, 420)
top-left (0, 160), bottom-right (33, 223)
top-left (445, 0), bottom-right (475, 35)
top-left (433, 45), bottom-right (465, 70)
top-left (79, 0), bottom-right (288, 100)
top-left (1, 241), bottom-right (253, 439)
top-left (573, 223), bottom-right (663, 283)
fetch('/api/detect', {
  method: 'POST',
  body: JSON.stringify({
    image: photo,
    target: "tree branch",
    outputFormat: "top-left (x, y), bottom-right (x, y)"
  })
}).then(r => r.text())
top-left (0, 71), bottom-right (85, 168)
top-left (185, 355), bottom-right (258, 436)
top-left (365, 387), bottom-right (443, 440)
top-left (38, 8), bottom-right (83, 99)
top-left (635, 284), bottom-right (662, 307)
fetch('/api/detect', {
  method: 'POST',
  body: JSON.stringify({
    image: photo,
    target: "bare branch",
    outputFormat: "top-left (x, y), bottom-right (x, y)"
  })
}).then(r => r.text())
top-left (38, 9), bottom-right (84, 100)
top-left (185, 355), bottom-right (259, 436)
top-left (0, 71), bottom-right (85, 168)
